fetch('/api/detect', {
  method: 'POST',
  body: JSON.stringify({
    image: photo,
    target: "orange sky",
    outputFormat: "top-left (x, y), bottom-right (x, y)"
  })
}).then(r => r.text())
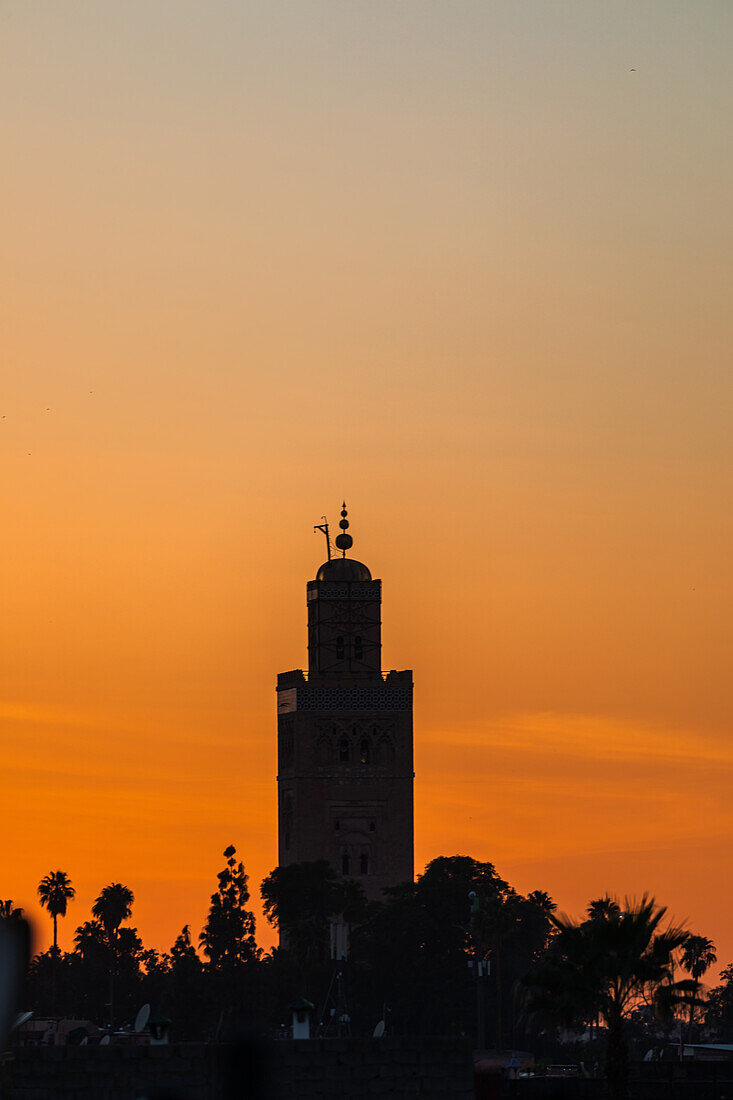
top-left (2, 2), bottom-right (732, 971)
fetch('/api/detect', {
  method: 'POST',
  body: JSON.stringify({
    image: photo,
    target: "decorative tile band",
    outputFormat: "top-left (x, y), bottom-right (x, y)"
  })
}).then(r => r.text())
top-left (278, 684), bottom-right (412, 713)
top-left (313, 584), bottom-right (382, 600)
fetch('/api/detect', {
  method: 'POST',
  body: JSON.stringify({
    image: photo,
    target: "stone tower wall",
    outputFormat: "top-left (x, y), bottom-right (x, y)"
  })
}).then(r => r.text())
top-left (276, 555), bottom-right (414, 901)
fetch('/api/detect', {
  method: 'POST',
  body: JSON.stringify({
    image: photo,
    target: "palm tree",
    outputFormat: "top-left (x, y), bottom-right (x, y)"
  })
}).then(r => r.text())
top-left (681, 934), bottom-right (717, 1041)
top-left (586, 896), bottom-right (621, 922)
top-left (92, 883), bottom-right (134, 937)
top-left (0, 900), bottom-right (23, 919)
top-left (37, 871), bottom-right (75, 1017)
top-left (524, 895), bottom-right (688, 1100)
top-left (91, 883), bottom-right (134, 1029)
top-left (38, 871), bottom-right (75, 953)
top-left (73, 919), bottom-right (109, 962)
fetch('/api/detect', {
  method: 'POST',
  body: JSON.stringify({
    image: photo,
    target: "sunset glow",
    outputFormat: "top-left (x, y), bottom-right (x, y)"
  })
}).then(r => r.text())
top-left (2, 2), bottom-right (731, 968)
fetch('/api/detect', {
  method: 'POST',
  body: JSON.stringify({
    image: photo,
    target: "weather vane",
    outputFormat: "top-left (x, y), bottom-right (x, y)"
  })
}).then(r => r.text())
top-left (313, 516), bottom-right (331, 560)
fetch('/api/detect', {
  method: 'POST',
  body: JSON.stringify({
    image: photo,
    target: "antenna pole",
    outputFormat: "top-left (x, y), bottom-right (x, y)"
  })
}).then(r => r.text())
top-left (314, 518), bottom-right (332, 560)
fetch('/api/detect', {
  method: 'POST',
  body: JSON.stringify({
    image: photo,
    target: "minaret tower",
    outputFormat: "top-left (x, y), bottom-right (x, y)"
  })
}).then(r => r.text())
top-left (276, 505), bottom-right (414, 900)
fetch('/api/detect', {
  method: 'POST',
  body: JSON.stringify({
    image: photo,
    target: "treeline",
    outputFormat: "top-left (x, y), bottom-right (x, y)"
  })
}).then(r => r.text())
top-left (7, 851), bottom-right (733, 1072)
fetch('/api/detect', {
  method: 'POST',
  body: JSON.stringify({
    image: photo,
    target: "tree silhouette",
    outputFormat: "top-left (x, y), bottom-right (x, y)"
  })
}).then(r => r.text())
top-left (200, 846), bottom-right (258, 968)
top-left (586, 896), bottom-right (621, 922)
top-left (706, 964), bottom-right (733, 1039)
top-left (169, 925), bottom-right (205, 1036)
top-left (261, 859), bottom-right (367, 1006)
top-left (471, 879), bottom-right (557, 1050)
top-left (347, 856), bottom-right (554, 1040)
top-left (74, 919), bottom-right (111, 963)
top-left (91, 883), bottom-right (135, 1029)
top-left (0, 900), bottom-right (23, 919)
top-left (72, 918), bottom-right (143, 1022)
top-left (199, 847), bottom-right (259, 1029)
top-left (472, 889), bottom-right (513, 1049)
top-left (92, 883), bottom-right (134, 937)
top-left (524, 896), bottom-right (688, 1100)
top-left (38, 871), bottom-right (75, 952)
top-left (172, 924), bottom-right (200, 967)
top-left (681, 934), bottom-right (717, 1040)
top-left (37, 870), bottom-right (75, 1015)
top-left (261, 861), bottom-right (366, 962)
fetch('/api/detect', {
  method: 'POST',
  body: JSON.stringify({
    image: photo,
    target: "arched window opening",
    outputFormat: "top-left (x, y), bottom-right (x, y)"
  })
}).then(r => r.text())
top-left (360, 740), bottom-right (370, 765)
top-left (369, 821), bottom-right (375, 832)
top-left (360, 853), bottom-right (369, 875)
top-left (339, 738), bottom-right (349, 762)
top-left (334, 819), bottom-right (340, 832)
top-left (354, 635), bottom-right (363, 660)
top-left (342, 851), bottom-right (350, 876)
top-left (336, 636), bottom-right (345, 660)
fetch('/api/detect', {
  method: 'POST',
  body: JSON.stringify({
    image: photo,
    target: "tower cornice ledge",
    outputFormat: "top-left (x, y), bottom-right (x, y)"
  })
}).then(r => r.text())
top-left (277, 668), bottom-right (412, 689)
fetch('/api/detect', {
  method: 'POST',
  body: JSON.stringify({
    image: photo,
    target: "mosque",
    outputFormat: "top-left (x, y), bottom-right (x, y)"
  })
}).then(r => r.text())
top-left (276, 505), bottom-right (414, 900)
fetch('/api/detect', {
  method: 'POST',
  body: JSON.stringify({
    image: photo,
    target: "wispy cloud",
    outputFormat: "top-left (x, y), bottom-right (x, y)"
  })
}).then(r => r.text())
top-left (422, 710), bottom-right (733, 768)
top-left (416, 710), bottom-right (733, 867)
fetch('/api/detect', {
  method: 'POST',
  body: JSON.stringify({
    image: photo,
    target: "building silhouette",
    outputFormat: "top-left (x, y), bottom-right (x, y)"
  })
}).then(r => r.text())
top-left (276, 505), bottom-right (414, 901)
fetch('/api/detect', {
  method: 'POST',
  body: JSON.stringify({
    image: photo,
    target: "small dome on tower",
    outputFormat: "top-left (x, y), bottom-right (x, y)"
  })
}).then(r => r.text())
top-left (316, 558), bottom-right (372, 583)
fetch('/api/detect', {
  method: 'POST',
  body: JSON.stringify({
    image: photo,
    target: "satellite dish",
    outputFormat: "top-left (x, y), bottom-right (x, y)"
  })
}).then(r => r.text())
top-left (100, 1034), bottom-right (111, 1046)
top-left (134, 1004), bottom-right (151, 1033)
top-left (12, 1011), bottom-right (34, 1031)
top-left (373, 1020), bottom-right (385, 1038)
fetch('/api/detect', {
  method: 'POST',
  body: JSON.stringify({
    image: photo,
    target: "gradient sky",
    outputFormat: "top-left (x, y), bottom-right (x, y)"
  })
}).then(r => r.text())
top-left (2, 2), bottom-right (732, 969)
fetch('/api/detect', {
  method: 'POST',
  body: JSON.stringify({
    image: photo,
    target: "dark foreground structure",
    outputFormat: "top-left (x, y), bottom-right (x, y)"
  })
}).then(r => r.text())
top-left (8, 1043), bottom-right (733, 1100)
top-left (4, 1037), bottom-right (474, 1099)
top-left (502, 1062), bottom-right (733, 1100)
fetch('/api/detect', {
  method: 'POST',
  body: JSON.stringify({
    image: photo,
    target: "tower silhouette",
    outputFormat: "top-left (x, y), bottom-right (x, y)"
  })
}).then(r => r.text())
top-left (276, 505), bottom-right (414, 900)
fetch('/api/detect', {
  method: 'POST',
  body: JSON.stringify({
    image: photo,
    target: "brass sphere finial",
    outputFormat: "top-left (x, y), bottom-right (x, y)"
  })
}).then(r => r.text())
top-left (334, 501), bottom-right (353, 555)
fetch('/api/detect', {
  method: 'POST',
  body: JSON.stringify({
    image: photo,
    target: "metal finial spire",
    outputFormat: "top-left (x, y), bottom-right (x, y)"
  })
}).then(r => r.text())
top-left (334, 501), bottom-right (353, 557)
